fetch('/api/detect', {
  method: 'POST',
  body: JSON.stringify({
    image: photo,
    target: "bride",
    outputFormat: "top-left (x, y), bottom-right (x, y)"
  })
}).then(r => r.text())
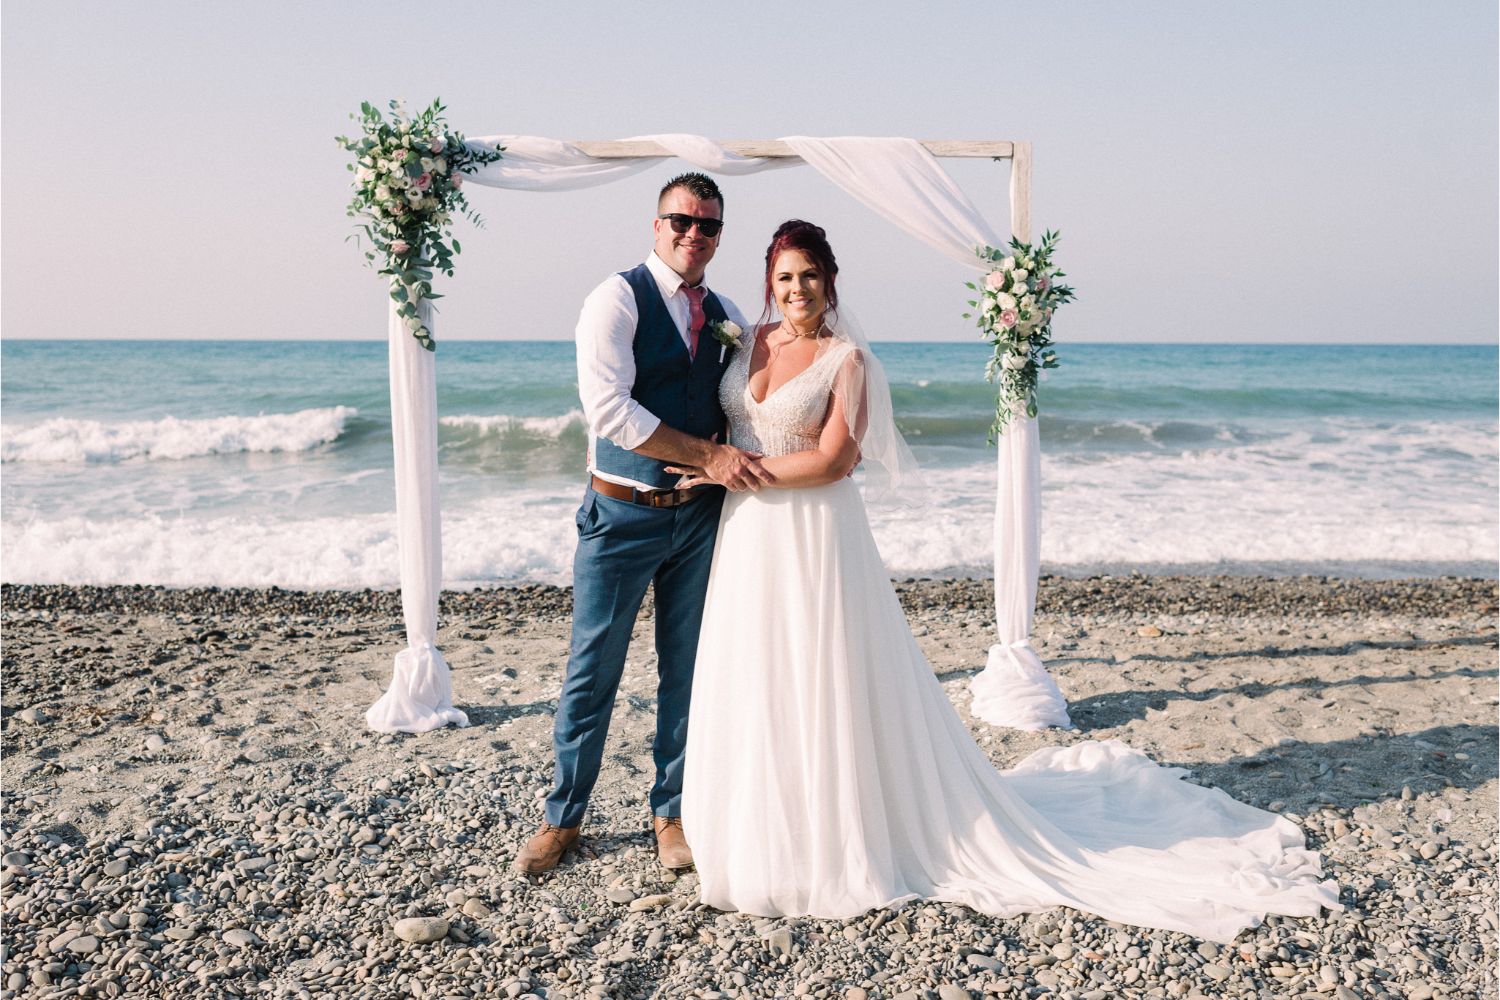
top-left (671, 220), bottom-right (1340, 943)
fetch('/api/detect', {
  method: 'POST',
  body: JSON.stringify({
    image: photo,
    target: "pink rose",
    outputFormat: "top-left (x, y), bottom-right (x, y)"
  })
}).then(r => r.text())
top-left (412, 173), bottom-right (432, 192)
top-left (984, 271), bottom-right (1006, 290)
top-left (999, 309), bottom-right (1019, 328)
top-left (429, 138), bottom-right (445, 154)
top-left (390, 239), bottom-right (411, 255)
top-left (451, 173), bottom-right (462, 188)
top-left (1035, 275), bottom-right (1050, 293)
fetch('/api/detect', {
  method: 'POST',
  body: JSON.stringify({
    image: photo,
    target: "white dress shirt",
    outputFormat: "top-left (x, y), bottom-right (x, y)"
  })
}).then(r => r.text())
top-left (576, 251), bottom-right (749, 490)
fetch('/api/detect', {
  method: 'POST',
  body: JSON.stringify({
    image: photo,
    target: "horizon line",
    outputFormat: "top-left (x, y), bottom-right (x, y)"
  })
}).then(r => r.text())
top-left (3, 338), bottom-right (1497, 348)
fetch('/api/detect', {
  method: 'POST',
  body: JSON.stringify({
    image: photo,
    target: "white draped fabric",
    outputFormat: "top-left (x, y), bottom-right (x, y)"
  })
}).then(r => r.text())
top-left (968, 413), bottom-right (1073, 729)
top-left (365, 300), bottom-right (468, 733)
top-left (366, 134), bottom-right (1066, 732)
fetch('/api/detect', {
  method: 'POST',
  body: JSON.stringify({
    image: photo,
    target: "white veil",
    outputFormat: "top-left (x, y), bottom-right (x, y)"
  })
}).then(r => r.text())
top-left (818, 307), bottom-right (922, 505)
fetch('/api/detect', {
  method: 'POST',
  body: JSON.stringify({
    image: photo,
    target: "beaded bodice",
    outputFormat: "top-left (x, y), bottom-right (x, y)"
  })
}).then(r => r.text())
top-left (720, 332), bottom-right (854, 458)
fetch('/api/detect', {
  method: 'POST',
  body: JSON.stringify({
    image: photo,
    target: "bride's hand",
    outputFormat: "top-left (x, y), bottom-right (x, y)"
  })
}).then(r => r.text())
top-left (665, 465), bottom-right (712, 489)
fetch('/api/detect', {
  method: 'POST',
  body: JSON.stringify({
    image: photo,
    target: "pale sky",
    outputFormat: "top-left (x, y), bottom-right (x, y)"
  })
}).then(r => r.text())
top-left (3, 0), bottom-right (1495, 343)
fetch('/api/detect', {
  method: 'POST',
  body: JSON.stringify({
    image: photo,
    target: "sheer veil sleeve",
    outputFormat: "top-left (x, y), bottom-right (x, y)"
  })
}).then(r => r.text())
top-left (825, 310), bottom-right (922, 504)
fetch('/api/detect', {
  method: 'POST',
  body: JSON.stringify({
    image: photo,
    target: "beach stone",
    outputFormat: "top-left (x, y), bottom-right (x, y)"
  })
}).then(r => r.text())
top-left (967, 953), bottom-right (1003, 973)
top-left (222, 928), bottom-right (260, 948)
top-left (938, 987), bottom-right (973, 1000)
top-left (1051, 942), bottom-right (1075, 961)
top-left (394, 917), bottom-right (448, 943)
top-left (67, 935), bottom-right (100, 955)
top-left (238, 856), bottom-right (274, 873)
top-left (845, 990), bottom-right (869, 1000)
top-left (462, 897), bottom-right (490, 918)
top-left (2, 851), bottom-right (31, 869)
top-left (103, 858), bottom-right (129, 877)
top-left (1202, 963), bottom-right (1230, 982)
top-left (164, 925), bottom-right (198, 941)
top-left (17, 707), bottom-right (49, 725)
top-left (1137, 625), bottom-right (1163, 637)
top-left (48, 930), bottom-right (79, 954)
top-left (604, 888), bottom-right (635, 905)
top-left (145, 733), bottom-right (166, 752)
top-left (628, 894), bottom-right (672, 912)
top-left (768, 927), bottom-right (794, 956)
top-left (1335, 987), bottom-right (1359, 1000)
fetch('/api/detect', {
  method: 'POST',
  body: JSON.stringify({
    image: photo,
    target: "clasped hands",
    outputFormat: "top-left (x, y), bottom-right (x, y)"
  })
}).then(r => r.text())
top-left (668, 436), bottom-right (774, 493)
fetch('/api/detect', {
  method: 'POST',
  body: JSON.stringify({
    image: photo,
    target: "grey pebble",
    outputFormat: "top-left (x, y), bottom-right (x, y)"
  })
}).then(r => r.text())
top-left (393, 916), bottom-right (448, 944)
top-left (222, 928), bottom-right (260, 948)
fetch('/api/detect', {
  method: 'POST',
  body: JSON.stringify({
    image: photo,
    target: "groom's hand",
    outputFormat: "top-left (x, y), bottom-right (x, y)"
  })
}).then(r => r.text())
top-left (699, 442), bottom-right (772, 492)
top-left (634, 426), bottom-right (775, 492)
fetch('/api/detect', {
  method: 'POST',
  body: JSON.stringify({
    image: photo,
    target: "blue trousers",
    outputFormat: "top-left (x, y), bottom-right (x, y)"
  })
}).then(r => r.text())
top-left (545, 485), bottom-right (725, 828)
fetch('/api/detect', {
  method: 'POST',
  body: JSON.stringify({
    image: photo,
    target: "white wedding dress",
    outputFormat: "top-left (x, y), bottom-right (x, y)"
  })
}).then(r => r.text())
top-left (680, 336), bottom-right (1340, 944)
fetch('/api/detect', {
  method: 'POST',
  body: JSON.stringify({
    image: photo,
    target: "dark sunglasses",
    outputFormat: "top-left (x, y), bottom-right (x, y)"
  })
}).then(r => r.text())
top-left (658, 213), bottom-right (723, 238)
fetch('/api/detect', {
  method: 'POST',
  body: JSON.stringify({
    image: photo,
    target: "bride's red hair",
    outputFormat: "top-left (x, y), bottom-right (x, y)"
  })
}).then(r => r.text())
top-left (759, 220), bottom-right (839, 329)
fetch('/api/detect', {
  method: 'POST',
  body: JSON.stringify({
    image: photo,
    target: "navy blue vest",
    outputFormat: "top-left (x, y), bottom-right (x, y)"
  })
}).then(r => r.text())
top-left (593, 264), bottom-right (734, 489)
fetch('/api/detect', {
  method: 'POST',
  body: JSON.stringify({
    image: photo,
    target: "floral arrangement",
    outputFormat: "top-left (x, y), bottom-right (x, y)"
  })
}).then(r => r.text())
top-left (964, 229), bottom-right (1075, 439)
top-left (337, 100), bottom-right (503, 350)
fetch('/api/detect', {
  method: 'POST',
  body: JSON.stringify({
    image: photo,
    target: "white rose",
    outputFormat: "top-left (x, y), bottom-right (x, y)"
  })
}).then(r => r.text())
top-left (374, 185), bottom-right (392, 202)
top-left (406, 189), bottom-right (424, 205)
top-left (722, 320), bottom-right (743, 338)
top-left (1020, 295), bottom-right (1036, 311)
top-left (1000, 256), bottom-right (1016, 271)
top-left (1013, 269), bottom-right (1029, 283)
top-left (356, 166), bottom-right (374, 184)
top-left (1003, 352), bottom-right (1030, 370)
top-left (420, 157), bottom-right (434, 172)
top-left (433, 157), bottom-right (447, 174)
top-left (998, 293), bottom-right (1017, 311)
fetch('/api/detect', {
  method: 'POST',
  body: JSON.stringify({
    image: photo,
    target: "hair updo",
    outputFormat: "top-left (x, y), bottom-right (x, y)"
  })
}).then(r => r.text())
top-left (761, 219), bottom-right (839, 325)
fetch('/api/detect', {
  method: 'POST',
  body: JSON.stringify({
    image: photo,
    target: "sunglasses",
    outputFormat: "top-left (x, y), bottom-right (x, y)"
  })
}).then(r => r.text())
top-left (658, 213), bottom-right (724, 238)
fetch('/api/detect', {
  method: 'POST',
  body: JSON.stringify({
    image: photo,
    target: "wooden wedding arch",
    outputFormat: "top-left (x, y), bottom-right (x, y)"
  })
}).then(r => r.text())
top-left (365, 135), bottom-right (1071, 735)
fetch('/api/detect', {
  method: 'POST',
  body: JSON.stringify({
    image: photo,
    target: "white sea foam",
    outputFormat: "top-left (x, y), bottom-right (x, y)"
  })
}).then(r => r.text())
top-left (0, 494), bottom-right (580, 589)
top-left (3, 418), bottom-right (1493, 586)
top-left (439, 411), bottom-right (586, 437)
top-left (0, 407), bottom-right (356, 464)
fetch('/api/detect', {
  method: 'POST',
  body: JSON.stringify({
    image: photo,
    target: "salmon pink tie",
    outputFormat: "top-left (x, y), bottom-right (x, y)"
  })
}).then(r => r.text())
top-left (684, 285), bottom-right (706, 360)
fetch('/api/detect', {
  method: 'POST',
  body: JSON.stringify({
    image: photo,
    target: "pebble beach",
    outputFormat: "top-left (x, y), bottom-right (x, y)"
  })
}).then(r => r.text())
top-left (1, 575), bottom-right (1496, 1000)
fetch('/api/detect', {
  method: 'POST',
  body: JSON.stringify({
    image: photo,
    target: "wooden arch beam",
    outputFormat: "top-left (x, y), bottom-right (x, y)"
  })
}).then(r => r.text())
top-left (567, 139), bottom-right (1032, 244)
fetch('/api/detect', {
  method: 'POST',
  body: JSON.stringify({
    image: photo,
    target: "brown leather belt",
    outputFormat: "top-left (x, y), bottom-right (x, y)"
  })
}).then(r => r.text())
top-left (590, 475), bottom-right (708, 508)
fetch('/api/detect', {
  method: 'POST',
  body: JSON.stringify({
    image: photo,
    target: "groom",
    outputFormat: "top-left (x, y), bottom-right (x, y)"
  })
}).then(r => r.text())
top-left (515, 172), bottom-right (773, 875)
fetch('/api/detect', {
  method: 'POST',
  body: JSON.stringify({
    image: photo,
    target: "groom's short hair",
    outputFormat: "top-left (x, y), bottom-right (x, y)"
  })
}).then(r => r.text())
top-left (658, 172), bottom-right (723, 212)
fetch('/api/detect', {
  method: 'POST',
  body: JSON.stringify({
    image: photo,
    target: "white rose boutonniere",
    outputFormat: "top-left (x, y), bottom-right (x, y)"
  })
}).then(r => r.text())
top-left (707, 319), bottom-right (743, 362)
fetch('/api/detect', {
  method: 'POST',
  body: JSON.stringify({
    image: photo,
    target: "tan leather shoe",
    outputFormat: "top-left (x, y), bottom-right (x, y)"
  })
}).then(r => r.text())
top-left (653, 816), bottom-right (694, 871)
top-left (513, 822), bottom-right (581, 875)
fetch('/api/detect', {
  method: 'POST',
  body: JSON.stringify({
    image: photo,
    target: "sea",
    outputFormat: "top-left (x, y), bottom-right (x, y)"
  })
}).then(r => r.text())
top-left (2, 340), bottom-right (1495, 588)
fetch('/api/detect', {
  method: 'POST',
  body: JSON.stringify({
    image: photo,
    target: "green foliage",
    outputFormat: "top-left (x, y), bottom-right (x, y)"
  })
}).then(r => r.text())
top-left (336, 98), bottom-right (505, 350)
top-left (966, 230), bottom-right (1076, 442)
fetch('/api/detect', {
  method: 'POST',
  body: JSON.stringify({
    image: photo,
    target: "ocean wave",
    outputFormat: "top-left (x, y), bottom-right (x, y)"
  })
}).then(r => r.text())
top-left (4, 441), bottom-right (1494, 587)
top-left (0, 407), bottom-right (357, 464)
top-left (438, 410), bottom-right (586, 438)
